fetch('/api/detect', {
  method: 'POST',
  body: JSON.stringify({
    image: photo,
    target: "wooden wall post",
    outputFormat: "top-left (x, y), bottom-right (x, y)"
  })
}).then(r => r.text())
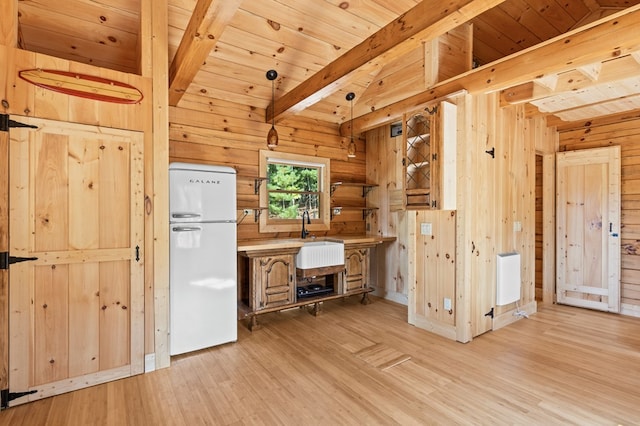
top-left (536, 126), bottom-right (558, 305)
top-left (0, 0), bottom-right (17, 48)
top-left (140, 0), bottom-right (170, 370)
top-left (0, 0), bottom-right (16, 405)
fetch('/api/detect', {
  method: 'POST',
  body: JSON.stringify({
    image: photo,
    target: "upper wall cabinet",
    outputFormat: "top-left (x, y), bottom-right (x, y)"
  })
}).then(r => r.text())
top-left (404, 111), bottom-right (433, 208)
top-left (402, 101), bottom-right (457, 210)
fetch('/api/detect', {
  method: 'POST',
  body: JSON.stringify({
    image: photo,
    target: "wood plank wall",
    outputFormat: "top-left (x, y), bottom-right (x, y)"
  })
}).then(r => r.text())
top-left (0, 46), bottom-right (157, 362)
top-left (365, 92), bottom-right (545, 340)
top-left (366, 125), bottom-right (409, 304)
top-left (0, 45), bottom-right (162, 370)
top-left (455, 93), bottom-right (539, 335)
top-left (558, 115), bottom-right (640, 316)
top-left (169, 94), bottom-right (368, 241)
top-left (535, 154), bottom-right (543, 301)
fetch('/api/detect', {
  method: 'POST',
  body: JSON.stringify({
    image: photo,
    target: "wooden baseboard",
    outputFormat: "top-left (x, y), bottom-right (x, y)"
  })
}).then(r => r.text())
top-left (492, 300), bottom-right (537, 331)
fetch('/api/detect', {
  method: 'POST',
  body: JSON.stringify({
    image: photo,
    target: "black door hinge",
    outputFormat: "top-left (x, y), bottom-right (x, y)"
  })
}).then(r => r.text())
top-left (1, 388), bottom-right (38, 409)
top-left (0, 114), bottom-right (38, 132)
top-left (0, 252), bottom-right (39, 269)
top-left (484, 307), bottom-right (494, 319)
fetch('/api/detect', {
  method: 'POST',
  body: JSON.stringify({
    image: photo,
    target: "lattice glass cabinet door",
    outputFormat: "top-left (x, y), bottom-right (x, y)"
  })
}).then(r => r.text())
top-left (404, 108), bottom-right (437, 209)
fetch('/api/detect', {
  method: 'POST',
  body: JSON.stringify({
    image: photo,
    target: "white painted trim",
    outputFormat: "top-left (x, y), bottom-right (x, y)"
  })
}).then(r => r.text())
top-left (145, 353), bottom-right (156, 373)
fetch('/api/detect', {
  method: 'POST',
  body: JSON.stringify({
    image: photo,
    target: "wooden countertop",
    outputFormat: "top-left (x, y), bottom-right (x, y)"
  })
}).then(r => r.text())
top-left (338, 235), bottom-right (396, 245)
top-left (237, 235), bottom-right (395, 253)
top-left (237, 239), bottom-right (305, 252)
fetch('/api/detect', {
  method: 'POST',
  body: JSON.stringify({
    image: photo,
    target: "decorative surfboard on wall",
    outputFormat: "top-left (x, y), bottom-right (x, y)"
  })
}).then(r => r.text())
top-left (18, 69), bottom-right (144, 104)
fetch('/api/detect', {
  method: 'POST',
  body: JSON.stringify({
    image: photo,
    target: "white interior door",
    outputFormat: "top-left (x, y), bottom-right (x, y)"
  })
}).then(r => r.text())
top-left (556, 146), bottom-right (620, 312)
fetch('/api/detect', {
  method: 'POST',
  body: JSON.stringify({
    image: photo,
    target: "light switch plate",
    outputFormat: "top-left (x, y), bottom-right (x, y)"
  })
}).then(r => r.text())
top-left (420, 222), bottom-right (432, 235)
top-left (444, 298), bottom-right (452, 310)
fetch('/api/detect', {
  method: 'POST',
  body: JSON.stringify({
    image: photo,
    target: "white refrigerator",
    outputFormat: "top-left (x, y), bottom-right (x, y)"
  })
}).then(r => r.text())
top-left (169, 162), bottom-right (237, 355)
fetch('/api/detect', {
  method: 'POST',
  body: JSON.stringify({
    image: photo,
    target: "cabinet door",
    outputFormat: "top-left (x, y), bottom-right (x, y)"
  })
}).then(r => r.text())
top-left (403, 101), bottom-right (457, 210)
top-left (344, 248), bottom-right (368, 294)
top-left (404, 112), bottom-right (434, 208)
top-left (256, 255), bottom-right (295, 309)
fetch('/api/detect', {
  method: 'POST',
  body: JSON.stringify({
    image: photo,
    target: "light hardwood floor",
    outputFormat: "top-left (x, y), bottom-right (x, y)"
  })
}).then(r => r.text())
top-left (1, 297), bottom-right (640, 425)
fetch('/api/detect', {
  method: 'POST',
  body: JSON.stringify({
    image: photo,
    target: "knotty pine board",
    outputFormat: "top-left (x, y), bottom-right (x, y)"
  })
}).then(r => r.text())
top-left (559, 116), bottom-right (640, 312)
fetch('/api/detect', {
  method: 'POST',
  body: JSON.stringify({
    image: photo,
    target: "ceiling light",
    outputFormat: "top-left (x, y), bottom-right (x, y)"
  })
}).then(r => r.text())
top-left (346, 92), bottom-right (356, 158)
top-left (266, 69), bottom-right (278, 149)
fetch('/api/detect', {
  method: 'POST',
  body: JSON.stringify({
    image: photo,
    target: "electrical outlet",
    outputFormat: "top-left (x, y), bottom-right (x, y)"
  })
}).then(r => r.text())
top-left (443, 298), bottom-right (452, 310)
top-left (513, 221), bottom-right (522, 232)
top-left (243, 208), bottom-right (252, 215)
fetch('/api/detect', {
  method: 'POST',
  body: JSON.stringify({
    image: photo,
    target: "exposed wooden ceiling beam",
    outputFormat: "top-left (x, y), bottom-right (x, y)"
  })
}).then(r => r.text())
top-left (345, 4), bottom-right (640, 134)
top-left (168, 0), bottom-right (242, 106)
top-left (542, 91), bottom-right (640, 122)
top-left (500, 54), bottom-right (640, 106)
top-left (549, 106), bottom-right (640, 131)
top-left (266, 0), bottom-right (507, 123)
top-left (576, 63), bottom-right (602, 81)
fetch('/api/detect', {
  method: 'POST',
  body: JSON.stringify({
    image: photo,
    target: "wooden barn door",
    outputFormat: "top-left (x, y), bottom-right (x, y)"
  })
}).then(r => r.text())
top-left (7, 116), bottom-right (144, 406)
top-left (556, 146), bottom-right (620, 312)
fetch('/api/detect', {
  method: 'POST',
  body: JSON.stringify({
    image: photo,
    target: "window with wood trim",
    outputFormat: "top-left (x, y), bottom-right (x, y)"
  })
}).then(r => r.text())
top-left (259, 150), bottom-right (330, 233)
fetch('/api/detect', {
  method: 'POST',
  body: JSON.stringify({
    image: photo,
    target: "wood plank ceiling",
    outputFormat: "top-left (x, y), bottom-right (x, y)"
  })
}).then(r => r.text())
top-left (15, 0), bottom-right (640, 129)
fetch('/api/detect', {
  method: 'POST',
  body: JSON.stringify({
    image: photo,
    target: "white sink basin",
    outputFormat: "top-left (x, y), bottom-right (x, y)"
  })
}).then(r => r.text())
top-left (296, 240), bottom-right (344, 269)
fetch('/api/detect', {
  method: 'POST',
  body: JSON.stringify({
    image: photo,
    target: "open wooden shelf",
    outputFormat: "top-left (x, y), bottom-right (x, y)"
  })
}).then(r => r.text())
top-left (330, 181), bottom-right (378, 196)
top-left (331, 206), bottom-right (379, 220)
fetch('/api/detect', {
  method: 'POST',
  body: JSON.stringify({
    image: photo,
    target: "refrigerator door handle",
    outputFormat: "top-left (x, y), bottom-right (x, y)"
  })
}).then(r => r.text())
top-left (172, 226), bottom-right (202, 232)
top-left (172, 213), bottom-right (202, 219)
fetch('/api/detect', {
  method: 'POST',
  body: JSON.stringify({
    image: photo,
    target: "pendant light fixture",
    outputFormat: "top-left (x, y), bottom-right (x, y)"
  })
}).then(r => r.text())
top-left (346, 92), bottom-right (356, 158)
top-left (266, 69), bottom-right (279, 149)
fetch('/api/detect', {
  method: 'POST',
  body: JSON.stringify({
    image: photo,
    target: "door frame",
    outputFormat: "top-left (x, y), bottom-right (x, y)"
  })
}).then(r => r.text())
top-left (556, 146), bottom-right (621, 312)
top-left (0, 115), bottom-right (9, 408)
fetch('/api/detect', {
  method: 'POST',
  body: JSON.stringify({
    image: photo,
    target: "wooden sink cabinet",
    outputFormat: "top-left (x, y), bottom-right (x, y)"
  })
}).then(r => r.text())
top-left (344, 246), bottom-right (370, 295)
top-left (245, 248), bottom-right (297, 311)
top-left (237, 237), bottom-right (393, 330)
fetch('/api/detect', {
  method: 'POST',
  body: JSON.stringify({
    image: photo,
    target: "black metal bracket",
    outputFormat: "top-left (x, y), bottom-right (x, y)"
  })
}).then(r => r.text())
top-left (485, 147), bottom-right (495, 158)
top-left (254, 177), bottom-right (267, 194)
top-left (425, 105), bottom-right (438, 115)
top-left (0, 252), bottom-right (39, 270)
top-left (0, 114), bottom-right (7, 132)
top-left (484, 307), bottom-right (494, 319)
top-left (0, 114), bottom-right (38, 132)
top-left (1, 389), bottom-right (38, 409)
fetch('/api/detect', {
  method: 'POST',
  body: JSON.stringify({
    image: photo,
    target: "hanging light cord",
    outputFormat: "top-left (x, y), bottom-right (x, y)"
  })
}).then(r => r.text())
top-left (271, 78), bottom-right (275, 129)
top-left (266, 69), bottom-right (279, 148)
top-left (346, 92), bottom-right (356, 158)
top-left (350, 96), bottom-right (353, 142)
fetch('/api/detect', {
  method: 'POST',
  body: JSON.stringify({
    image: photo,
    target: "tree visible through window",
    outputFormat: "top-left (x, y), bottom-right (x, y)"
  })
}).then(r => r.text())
top-left (259, 150), bottom-right (331, 233)
top-left (267, 163), bottom-right (319, 219)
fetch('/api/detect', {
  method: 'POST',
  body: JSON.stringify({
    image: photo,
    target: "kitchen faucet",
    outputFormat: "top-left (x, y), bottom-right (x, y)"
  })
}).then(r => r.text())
top-left (301, 210), bottom-right (311, 239)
